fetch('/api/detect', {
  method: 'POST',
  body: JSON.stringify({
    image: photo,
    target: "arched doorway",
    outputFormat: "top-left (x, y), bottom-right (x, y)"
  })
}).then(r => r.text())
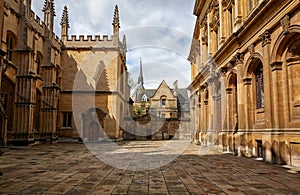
top-left (82, 108), bottom-right (106, 142)
top-left (88, 122), bottom-right (101, 142)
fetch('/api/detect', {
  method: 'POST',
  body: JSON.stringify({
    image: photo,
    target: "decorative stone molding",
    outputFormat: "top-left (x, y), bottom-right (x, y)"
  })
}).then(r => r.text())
top-left (243, 77), bottom-right (252, 85)
top-left (270, 61), bottom-right (283, 71)
top-left (226, 88), bottom-right (233, 94)
top-left (220, 67), bottom-right (228, 77)
top-left (232, 52), bottom-right (244, 65)
top-left (200, 83), bottom-right (208, 92)
top-left (260, 30), bottom-right (271, 47)
top-left (280, 15), bottom-right (290, 35)
top-left (248, 44), bottom-right (255, 59)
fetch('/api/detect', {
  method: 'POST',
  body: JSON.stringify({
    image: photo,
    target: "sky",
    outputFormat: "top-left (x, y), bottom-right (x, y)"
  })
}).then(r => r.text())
top-left (31, 0), bottom-right (196, 89)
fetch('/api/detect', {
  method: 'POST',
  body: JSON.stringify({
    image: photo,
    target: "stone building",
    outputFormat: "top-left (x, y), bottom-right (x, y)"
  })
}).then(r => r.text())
top-left (129, 60), bottom-right (190, 140)
top-left (188, 0), bottom-right (300, 166)
top-left (0, 0), bottom-right (128, 145)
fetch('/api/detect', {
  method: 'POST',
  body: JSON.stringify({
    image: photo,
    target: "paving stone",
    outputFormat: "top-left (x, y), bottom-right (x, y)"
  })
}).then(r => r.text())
top-left (0, 141), bottom-right (300, 195)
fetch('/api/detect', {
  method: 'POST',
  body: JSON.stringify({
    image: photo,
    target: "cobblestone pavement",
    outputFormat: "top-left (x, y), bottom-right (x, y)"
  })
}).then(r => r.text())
top-left (0, 141), bottom-right (300, 195)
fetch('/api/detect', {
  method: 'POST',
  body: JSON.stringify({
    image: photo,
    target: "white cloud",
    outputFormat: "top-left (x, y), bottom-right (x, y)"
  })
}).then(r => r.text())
top-left (31, 0), bottom-right (196, 88)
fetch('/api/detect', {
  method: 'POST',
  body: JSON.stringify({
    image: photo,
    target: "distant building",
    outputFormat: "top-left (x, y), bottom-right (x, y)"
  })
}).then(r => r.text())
top-left (129, 59), bottom-right (190, 140)
top-left (0, 0), bottom-right (129, 145)
top-left (188, 0), bottom-right (300, 166)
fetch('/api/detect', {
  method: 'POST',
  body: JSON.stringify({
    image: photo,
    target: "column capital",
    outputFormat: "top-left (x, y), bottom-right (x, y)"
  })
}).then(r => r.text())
top-left (260, 30), bottom-right (271, 47)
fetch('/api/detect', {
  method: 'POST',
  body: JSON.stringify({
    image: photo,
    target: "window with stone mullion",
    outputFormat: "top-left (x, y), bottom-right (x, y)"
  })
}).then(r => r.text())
top-left (255, 63), bottom-right (264, 109)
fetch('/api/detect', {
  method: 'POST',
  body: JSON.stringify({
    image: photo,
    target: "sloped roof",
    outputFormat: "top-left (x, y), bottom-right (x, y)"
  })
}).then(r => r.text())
top-left (135, 89), bottom-right (156, 102)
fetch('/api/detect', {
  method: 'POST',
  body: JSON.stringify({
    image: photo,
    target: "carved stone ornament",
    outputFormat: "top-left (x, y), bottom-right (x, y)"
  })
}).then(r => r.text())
top-left (232, 52), bottom-right (244, 65)
top-left (260, 30), bottom-right (271, 47)
top-left (280, 15), bottom-right (290, 35)
top-left (248, 44), bottom-right (255, 59)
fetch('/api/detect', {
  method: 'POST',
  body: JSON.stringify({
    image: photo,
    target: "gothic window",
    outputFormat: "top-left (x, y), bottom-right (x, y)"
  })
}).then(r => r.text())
top-left (255, 62), bottom-right (264, 109)
top-left (6, 34), bottom-right (15, 62)
top-left (142, 94), bottom-right (148, 102)
top-left (62, 112), bottom-right (72, 128)
top-left (34, 90), bottom-right (41, 131)
top-left (161, 97), bottom-right (166, 108)
top-left (229, 8), bottom-right (234, 34)
top-left (36, 53), bottom-right (43, 75)
top-left (1, 82), bottom-right (8, 110)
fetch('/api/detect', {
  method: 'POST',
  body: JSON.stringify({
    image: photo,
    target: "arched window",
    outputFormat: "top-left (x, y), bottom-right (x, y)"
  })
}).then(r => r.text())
top-left (161, 96), bottom-right (166, 108)
top-left (6, 34), bottom-right (15, 61)
top-left (36, 53), bottom-right (43, 75)
top-left (255, 62), bottom-right (264, 109)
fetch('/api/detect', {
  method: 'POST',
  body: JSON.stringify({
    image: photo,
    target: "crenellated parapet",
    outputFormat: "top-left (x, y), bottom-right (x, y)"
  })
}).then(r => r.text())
top-left (65, 35), bottom-right (120, 49)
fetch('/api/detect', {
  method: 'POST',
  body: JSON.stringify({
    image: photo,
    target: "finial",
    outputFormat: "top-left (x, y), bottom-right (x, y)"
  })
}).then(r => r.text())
top-left (60, 5), bottom-right (70, 28)
top-left (123, 35), bottom-right (127, 52)
top-left (112, 5), bottom-right (120, 34)
top-left (43, 0), bottom-right (56, 16)
top-left (138, 58), bottom-right (144, 88)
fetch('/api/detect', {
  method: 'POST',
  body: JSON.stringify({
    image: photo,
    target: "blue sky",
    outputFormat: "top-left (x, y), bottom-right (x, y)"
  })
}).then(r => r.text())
top-left (31, 0), bottom-right (196, 89)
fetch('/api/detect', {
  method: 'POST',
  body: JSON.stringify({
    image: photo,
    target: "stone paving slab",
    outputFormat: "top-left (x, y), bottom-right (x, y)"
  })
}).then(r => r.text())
top-left (0, 141), bottom-right (300, 194)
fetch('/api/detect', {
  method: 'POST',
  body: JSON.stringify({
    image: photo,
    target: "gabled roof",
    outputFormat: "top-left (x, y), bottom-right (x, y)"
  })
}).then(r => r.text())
top-left (151, 80), bottom-right (176, 99)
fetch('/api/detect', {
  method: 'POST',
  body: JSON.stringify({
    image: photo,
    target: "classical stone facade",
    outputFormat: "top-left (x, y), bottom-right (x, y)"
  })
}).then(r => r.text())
top-left (189, 0), bottom-right (300, 166)
top-left (0, 0), bottom-right (129, 145)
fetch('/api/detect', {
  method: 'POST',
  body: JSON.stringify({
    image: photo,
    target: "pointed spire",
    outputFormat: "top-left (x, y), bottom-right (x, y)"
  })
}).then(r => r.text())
top-left (122, 35), bottom-right (127, 52)
top-left (112, 5), bottom-right (120, 35)
top-left (60, 5), bottom-right (69, 28)
top-left (43, 0), bottom-right (56, 16)
top-left (43, 0), bottom-right (55, 32)
top-left (60, 5), bottom-right (69, 44)
top-left (138, 58), bottom-right (144, 88)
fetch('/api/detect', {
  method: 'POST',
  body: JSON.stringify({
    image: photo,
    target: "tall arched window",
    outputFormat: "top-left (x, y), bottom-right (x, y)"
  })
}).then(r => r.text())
top-left (36, 53), bottom-right (43, 75)
top-left (6, 34), bottom-right (15, 61)
top-left (255, 62), bottom-right (264, 109)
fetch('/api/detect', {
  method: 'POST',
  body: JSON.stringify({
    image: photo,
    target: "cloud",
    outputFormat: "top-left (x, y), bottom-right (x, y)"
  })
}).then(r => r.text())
top-left (31, 0), bottom-right (196, 88)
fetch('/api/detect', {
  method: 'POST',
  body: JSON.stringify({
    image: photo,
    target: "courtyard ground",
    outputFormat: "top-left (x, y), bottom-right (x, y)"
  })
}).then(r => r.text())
top-left (0, 141), bottom-right (300, 195)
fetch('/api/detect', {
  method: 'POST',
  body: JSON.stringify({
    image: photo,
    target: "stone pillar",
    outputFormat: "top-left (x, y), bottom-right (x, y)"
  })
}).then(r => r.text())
top-left (270, 62), bottom-right (283, 129)
top-left (234, 0), bottom-right (243, 32)
top-left (219, 0), bottom-right (226, 46)
top-left (207, 9), bottom-right (213, 56)
top-left (235, 53), bottom-right (246, 156)
top-left (260, 30), bottom-right (273, 163)
top-left (260, 30), bottom-right (273, 128)
top-left (200, 85), bottom-right (206, 146)
top-left (207, 79), bottom-right (215, 146)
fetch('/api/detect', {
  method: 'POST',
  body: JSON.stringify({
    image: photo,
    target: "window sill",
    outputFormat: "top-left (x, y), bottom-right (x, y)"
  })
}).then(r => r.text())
top-left (60, 127), bottom-right (73, 130)
top-left (294, 100), bottom-right (300, 107)
top-left (256, 108), bottom-right (265, 114)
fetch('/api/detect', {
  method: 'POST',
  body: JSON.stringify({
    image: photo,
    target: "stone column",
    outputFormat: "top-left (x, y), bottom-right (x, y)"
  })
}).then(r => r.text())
top-left (234, 0), bottom-right (243, 32)
top-left (260, 30), bottom-right (273, 163)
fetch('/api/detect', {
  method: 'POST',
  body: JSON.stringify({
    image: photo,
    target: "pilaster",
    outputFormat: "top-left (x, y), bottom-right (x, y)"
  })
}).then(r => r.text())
top-left (260, 30), bottom-right (273, 128)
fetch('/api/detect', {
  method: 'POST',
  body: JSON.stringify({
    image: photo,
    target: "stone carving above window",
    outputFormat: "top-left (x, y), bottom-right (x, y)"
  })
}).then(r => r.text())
top-left (281, 15), bottom-right (290, 35)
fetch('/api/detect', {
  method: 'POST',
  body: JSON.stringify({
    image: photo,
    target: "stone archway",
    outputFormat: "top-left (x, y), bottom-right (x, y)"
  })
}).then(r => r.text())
top-left (82, 108), bottom-right (107, 142)
top-left (88, 122), bottom-right (101, 142)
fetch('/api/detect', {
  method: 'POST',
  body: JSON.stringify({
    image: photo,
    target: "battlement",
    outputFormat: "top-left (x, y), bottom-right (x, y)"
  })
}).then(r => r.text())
top-left (30, 10), bottom-right (45, 28)
top-left (67, 35), bottom-right (114, 42)
top-left (65, 35), bottom-right (119, 49)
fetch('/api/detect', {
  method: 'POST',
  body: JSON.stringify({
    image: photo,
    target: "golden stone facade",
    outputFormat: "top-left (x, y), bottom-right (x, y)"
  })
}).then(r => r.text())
top-left (189, 0), bottom-right (300, 166)
top-left (0, 0), bottom-right (129, 145)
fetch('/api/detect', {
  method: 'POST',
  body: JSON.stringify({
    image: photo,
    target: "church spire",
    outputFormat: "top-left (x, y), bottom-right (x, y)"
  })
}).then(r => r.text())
top-left (43, 0), bottom-right (56, 33)
top-left (60, 5), bottom-right (70, 44)
top-left (112, 5), bottom-right (120, 36)
top-left (138, 58), bottom-right (144, 88)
